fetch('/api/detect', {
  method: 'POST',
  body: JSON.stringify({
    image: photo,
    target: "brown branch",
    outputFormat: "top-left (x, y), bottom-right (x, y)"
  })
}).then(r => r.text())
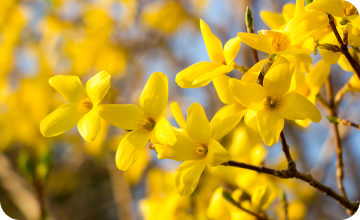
top-left (328, 14), bottom-right (360, 79)
top-left (325, 77), bottom-right (349, 211)
top-left (221, 160), bottom-right (359, 213)
top-left (280, 131), bottom-right (296, 171)
top-left (327, 116), bottom-right (360, 130)
top-left (316, 94), bottom-right (332, 112)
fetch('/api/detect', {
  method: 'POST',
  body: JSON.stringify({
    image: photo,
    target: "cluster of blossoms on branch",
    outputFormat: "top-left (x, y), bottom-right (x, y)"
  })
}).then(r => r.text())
top-left (40, 0), bottom-right (360, 218)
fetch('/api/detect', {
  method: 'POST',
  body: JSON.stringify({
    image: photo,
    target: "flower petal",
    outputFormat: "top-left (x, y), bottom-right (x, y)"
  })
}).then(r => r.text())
top-left (170, 102), bottom-right (187, 131)
top-left (241, 59), bottom-right (268, 83)
top-left (224, 36), bottom-right (241, 65)
top-left (263, 56), bottom-right (294, 97)
top-left (153, 117), bottom-right (177, 146)
top-left (156, 130), bottom-right (203, 161)
top-left (78, 109), bottom-right (101, 142)
top-left (200, 19), bottom-right (225, 64)
top-left (97, 104), bottom-right (144, 130)
top-left (244, 109), bottom-right (259, 133)
top-left (40, 104), bottom-right (83, 137)
top-left (283, 10), bottom-right (329, 46)
top-left (304, 0), bottom-right (344, 18)
top-left (175, 160), bottom-right (206, 196)
top-left (283, 3), bottom-right (295, 23)
top-left (140, 72), bottom-right (168, 120)
top-left (213, 74), bottom-right (237, 104)
top-left (238, 33), bottom-right (276, 55)
top-left (193, 64), bottom-right (234, 85)
top-left (319, 34), bottom-right (341, 65)
top-left (279, 93), bottom-right (321, 123)
top-left (306, 60), bottom-right (331, 95)
top-left (86, 71), bottom-right (111, 105)
top-left (282, 53), bottom-right (312, 73)
top-left (260, 11), bottom-right (285, 30)
top-left (116, 130), bottom-right (150, 171)
top-left (256, 109), bottom-right (284, 146)
top-left (210, 103), bottom-right (246, 141)
top-left (229, 78), bottom-right (266, 111)
top-left (206, 139), bottom-right (231, 167)
top-left (176, 61), bottom-right (222, 88)
top-left (347, 15), bottom-right (360, 31)
top-left (187, 103), bottom-right (211, 144)
top-left (49, 75), bottom-right (87, 103)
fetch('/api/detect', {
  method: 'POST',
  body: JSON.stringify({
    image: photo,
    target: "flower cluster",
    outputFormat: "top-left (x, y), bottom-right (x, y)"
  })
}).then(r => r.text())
top-left (40, 0), bottom-right (359, 205)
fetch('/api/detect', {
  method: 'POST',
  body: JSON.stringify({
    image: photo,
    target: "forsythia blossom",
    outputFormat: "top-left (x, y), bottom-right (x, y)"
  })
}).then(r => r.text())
top-left (40, 71), bottom-right (111, 142)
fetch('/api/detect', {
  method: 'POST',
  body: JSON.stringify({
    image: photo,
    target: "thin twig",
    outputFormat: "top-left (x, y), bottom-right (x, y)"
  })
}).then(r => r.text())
top-left (334, 83), bottom-right (349, 109)
top-left (316, 94), bottom-right (332, 112)
top-left (279, 189), bottom-right (289, 220)
top-left (279, 131), bottom-right (296, 171)
top-left (328, 14), bottom-right (360, 79)
top-left (325, 77), bottom-right (349, 210)
top-left (221, 160), bottom-right (359, 213)
top-left (245, 7), bottom-right (259, 63)
top-left (327, 116), bottom-right (360, 130)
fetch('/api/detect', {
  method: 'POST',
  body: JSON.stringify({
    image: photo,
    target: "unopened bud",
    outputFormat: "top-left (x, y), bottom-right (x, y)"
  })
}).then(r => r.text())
top-left (342, 28), bottom-right (348, 46)
top-left (237, 65), bottom-right (249, 74)
top-left (245, 7), bottom-right (254, 33)
top-left (340, 19), bottom-right (349, 25)
top-left (318, 43), bottom-right (342, 52)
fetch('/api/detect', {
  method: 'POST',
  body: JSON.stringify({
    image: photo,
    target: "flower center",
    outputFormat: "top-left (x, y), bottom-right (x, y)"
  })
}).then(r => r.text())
top-left (78, 98), bottom-right (93, 113)
top-left (343, 2), bottom-right (359, 16)
top-left (258, 30), bottom-right (291, 51)
top-left (140, 117), bottom-right (156, 132)
top-left (195, 143), bottom-right (208, 159)
top-left (263, 95), bottom-right (282, 111)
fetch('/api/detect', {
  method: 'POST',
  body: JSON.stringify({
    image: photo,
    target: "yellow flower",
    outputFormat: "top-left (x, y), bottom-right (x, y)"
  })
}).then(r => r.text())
top-left (238, 9), bottom-right (328, 73)
top-left (260, 2), bottom-right (295, 30)
top-left (40, 71), bottom-right (111, 142)
top-left (176, 19), bottom-right (241, 88)
top-left (289, 60), bottom-right (331, 127)
top-left (156, 102), bottom-right (231, 196)
top-left (229, 57), bottom-right (321, 146)
top-left (97, 72), bottom-right (176, 171)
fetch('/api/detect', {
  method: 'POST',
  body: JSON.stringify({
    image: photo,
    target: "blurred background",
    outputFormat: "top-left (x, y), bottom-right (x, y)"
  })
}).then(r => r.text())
top-left (0, 0), bottom-right (359, 219)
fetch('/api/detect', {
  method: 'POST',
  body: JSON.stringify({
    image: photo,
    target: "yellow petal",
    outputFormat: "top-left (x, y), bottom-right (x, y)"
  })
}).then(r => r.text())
top-left (244, 109), bottom-right (259, 133)
top-left (264, 56), bottom-right (294, 96)
top-left (116, 130), bottom-right (150, 171)
top-left (193, 64), bottom-right (234, 85)
top-left (347, 15), bottom-right (360, 30)
top-left (229, 79), bottom-right (266, 111)
top-left (260, 11), bottom-right (286, 30)
top-left (289, 70), bottom-right (311, 97)
top-left (282, 53), bottom-right (312, 73)
top-left (279, 93), bottom-right (321, 123)
top-left (40, 104), bottom-right (83, 137)
top-left (338, 54), bottom-right (353, 72)
top-left (213, 74), bottom-right (237, 104)
top-left (241, 59), bottom-right (268, 83)
top-left (284, 10), bottom-right (329, 46)
top-left (306, 60), bottom-right (331, 95)
top-left (283, 3), bottom-right (295, 23)
top-left (140, 72), bottom-right (168, 120)
top-left (49, 75), bottom-right (87, 103)
top-left (207, 187), bottom-right (231, 219)
top-left (86, 71), bottom-right (111, 105)
top-left (176, 61), bottom-right (222, 88)
top-left (97, 104), bottom-right (144, 130)
top-left (156, 130), bottom-right (204, 161)
top-left (187, 103), bottom-right (212, 144)
top-left (294, 0), bottom-right (305, 17)
top-left (78, 109), bottom-right (101, 142)
top-left (206, 139), bottom-right (231, 167)
top-left (251, 185), bottom-right (271, 212)
top-left (170, 102), bottom-right (187, 131)
top-left (200, 19), bottom-right (225, 64)
top-left (210, 103), bottom-right (246, 141)
top-left (153, 117), bottom-right (177, 146)
top-left (238, 33), bottom-right (276, 55)
top-left (304, 0), bottom-right (344, 18)
top-left (175, 160), bottom-right (206, 196)
top-left (224, 36), bottom-right (241, 65)
top-left (256, 109), bottom-right (284, 146)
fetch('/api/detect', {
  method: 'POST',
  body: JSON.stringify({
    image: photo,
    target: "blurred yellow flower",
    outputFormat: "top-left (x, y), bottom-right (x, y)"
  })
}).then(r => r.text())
top-left (40, 71), bottom-right (111, 142)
